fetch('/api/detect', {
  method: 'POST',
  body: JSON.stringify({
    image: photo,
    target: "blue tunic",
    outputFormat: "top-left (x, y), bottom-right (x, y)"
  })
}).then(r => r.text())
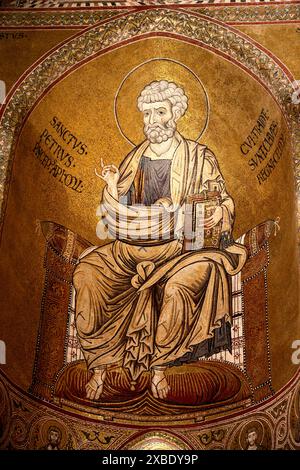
top-left (124, 155), bottom-right (171, 206)
top-left (139, 155), bottom-right (171, 205)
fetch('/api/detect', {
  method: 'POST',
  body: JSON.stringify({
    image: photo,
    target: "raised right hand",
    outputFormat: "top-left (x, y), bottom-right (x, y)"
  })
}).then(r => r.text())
top-left (95, 158), bottom-right (120, 189)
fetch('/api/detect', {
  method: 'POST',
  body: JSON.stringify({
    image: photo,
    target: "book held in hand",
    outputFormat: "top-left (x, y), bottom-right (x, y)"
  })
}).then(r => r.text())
top-left (183, 190), bottom-right (222, 251)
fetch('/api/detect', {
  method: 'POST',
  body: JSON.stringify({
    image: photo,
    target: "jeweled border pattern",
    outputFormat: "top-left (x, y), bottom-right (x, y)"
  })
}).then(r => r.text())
top-left (2, 0), bottom-right (298, 8)
top-left (0, 8), bottom-right (122, 26)
top-left (0, 3), bottom-right (299, 27)
top-left (0, 370), bottom-right (299, 449)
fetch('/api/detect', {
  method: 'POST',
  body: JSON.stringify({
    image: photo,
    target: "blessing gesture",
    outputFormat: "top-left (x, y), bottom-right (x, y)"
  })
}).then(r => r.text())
top-left (95, 158), bottom-right (120, 188)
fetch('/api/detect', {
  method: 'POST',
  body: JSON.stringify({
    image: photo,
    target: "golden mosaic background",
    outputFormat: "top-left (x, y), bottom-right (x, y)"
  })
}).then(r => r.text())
top-left (0, 2), bottom-right (299, 450)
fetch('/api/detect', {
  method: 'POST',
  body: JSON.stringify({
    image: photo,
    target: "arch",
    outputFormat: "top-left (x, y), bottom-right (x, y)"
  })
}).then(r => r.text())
top-left (0, 8), bottom-right (297, 244)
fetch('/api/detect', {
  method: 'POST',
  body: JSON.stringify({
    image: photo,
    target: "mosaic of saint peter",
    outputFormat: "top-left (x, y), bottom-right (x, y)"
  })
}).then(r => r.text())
top-left (73, 80), bottom-right (247, 400)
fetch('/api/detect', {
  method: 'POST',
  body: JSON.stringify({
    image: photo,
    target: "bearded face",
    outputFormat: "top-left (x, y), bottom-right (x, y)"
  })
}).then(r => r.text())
top-left (141, 99), bottom-right (177, 144)
top-left (49, 429), bottom-right (60, 445)
top-left (247, 431), bottom-right (258, 446)
top-left (144, 119), bottom-right (176, 144)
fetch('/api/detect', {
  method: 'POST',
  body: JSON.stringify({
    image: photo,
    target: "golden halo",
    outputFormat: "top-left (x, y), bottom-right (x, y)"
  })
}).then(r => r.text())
top-left (114, 58), bottom-right (209, 146)
top-left (239, 420), bottom-right (265, 450)
top-left (38, 418), bottom-right (68, 449)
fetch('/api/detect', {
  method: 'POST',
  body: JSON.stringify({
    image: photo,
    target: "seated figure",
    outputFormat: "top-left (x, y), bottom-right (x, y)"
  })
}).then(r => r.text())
top-left (73, 80), bottom-right (247, 401)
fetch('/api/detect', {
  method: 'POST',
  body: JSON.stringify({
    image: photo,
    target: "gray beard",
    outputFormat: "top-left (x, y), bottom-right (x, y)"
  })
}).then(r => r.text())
top-left (144, 119), bottom-right (176, 144)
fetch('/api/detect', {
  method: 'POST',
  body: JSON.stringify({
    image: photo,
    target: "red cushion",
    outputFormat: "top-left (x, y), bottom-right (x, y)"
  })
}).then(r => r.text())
top-left (54, 360), bottom-right (251, 412)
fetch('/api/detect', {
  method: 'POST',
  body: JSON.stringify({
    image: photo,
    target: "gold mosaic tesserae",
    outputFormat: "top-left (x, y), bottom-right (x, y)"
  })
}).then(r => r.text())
top-left (0, 0), bottom-right (299, 453)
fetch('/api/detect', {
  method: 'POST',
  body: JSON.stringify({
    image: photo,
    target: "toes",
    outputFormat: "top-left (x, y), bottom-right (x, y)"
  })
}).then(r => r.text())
top-left (86, 386), bottom-right (92, 400)
top-left (158, 383), bottom-right (170, 400)
top-left (151, 385), bottom-right (158, 399)
top-left (86, 382), bottom-right (97, 400)
top-left (151, 375), bottom-right (170, 400)
top-left (95, 385), bottom-right (103, 401)
top-left (87, 385), bottom-right (96, 401)
top-left (85, 374), bottom-right (105, 401)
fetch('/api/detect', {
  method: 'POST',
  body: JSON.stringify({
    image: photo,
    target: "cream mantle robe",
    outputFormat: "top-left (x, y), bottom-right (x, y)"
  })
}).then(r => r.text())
top-left (73, 133), bottom-right (247, 381)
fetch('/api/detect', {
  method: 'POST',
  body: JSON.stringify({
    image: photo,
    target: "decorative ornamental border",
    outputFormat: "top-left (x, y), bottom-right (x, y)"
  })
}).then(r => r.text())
top-left (0, 368), bottom-right (299, 448)
top-left (194, 3), bottom-right (300, 24)
top-left (0, 8), bottom-right (124, 28)
top-left (4, 0), bottom-right (300, 8)
top-left (0, 3), bottom-right (299, 28)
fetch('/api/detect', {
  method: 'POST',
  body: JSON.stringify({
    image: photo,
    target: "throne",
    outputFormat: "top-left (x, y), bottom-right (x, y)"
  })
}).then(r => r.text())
top-left (30, 219), bottom-right (277, 416)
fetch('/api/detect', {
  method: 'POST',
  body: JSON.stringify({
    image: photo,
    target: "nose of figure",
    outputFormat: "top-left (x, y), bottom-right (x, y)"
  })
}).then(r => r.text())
top-left (149, 111), bottom-right (156, 125)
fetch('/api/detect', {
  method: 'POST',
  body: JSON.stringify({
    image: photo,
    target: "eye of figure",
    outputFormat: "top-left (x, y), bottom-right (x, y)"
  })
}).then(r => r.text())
top-left (158, 108), bottom-right (166, 115)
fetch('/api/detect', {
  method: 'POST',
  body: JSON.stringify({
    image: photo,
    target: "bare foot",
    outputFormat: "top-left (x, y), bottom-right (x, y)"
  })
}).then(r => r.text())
top-left (86, 368), bottom-right (107, 400)
top-left (151, 368), bottom-right (170, 399)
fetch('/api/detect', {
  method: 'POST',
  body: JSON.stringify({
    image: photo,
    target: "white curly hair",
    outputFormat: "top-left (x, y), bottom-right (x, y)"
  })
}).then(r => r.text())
top-left (137, 80), bottom-right (188, 119)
